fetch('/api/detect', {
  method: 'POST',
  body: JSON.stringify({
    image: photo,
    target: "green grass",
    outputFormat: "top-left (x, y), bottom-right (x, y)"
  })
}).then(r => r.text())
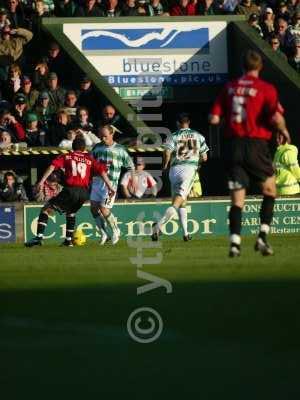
top-left (1, 235), bottom-right (300, 399)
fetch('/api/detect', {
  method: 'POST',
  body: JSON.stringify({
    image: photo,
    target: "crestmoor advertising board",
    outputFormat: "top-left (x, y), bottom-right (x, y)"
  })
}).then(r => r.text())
top-left (24, 199), bottom-right (300, 242)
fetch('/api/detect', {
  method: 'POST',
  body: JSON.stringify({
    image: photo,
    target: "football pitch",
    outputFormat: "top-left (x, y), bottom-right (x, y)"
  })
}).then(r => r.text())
top-left (1, 235), bottom-right (300, 399)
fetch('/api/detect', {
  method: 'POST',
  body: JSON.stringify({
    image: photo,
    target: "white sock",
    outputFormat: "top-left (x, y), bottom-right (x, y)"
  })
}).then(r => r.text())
top-left (178, 207), bottom-right (188, 236)
top-left (260, 224), bottom-right (270, 234)
top-left (230, 234), bottom-right (241, 246)
top-left (158, 206), bottom-right (178, 230)
top-left (106, 212), bottom-right (119, 235)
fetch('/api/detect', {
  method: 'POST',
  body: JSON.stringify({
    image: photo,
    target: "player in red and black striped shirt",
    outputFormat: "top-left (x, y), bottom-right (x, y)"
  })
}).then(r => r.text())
top-left (209, 49), bottom-right (290, 257)
top-left (25, 137), bottom-right (114, 247)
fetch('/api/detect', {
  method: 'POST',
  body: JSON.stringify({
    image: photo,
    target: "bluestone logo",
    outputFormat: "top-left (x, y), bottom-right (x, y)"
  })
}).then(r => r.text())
top-left (81, 28), bottom-right (209, 51)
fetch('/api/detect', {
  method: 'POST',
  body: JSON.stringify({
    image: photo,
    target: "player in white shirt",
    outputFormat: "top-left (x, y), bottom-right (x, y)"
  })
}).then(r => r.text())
top-left (152, 113), bottom-right (209, 241)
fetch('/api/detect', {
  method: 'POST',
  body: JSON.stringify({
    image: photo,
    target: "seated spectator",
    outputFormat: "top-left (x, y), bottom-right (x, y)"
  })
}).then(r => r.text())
top-left (48, 108), bottom-right (71, 146)
top-left (277, 1), bottom-right (292, 23)
top-left (276, 17), bottom-right (295, 55)
top-left (63, 90), bottom-right (78, 120)
top-left (170, 0), bottom-right (197, 16)
top-left (58, 128), bottom-right (76, 149)
top-left (288, 11), bottom-right (300, 41)
top-left (0, 130), bottom-right (13, 149)
top-left (32, 59), bottom-right (49, 91)
top-left (150, 0), bottom-right (168, 15)
top-left (55, 0), bottom-right (77, 17)
top-left (223, 0), bottom-right (238, 13)
top-left (33, 171), bottom-right (62, 201)
top-left (248, 13), bottom-right (263, 37)
top-left (0, 25), bottom-right (33, 64)
top-left (45, 42), bottom-right (70, 86)
top-left (77, 75), bottom-right (99, 120)
top-left (268, 33), bottom-right (288, 60)
top-left (46, 71), bottom-right (66, 111)
top-left (24, 112), bottom-right (47, 147)
top-left (98, 104), bottom-right (123, 133)
top-left (136, 0), bottom-right (155, 16)
top-left (13, 92), bottom-right (28, 124)
top-left (6, 0), bottom-right (27, 29)
top-left (288, 37), bottom-right (300, 72)
top-left (260, 7), bottom-right (275, 39)
top-left (74, 0), bottom-right (104, 16)
top-left (0, 108), bottom-right (25, 141)
top-left (274, 131), bottom-right (300, 195)
top-left (18, 75), bottom-right (39, 110)
top-left (121, 0), bottom-right (139, 16)
top-left (103, 0), bottom-right (122, 16)
top-left (234, 0), bottom-right (259, 17)
top-left (2, 62), bottom-right (22, 101)
top-left (0, 170), bottom-right (28, 201)
top-left (0, 7), bottom-right (11, 30)
top-left (121, 157), bottom-right (157, 199)
top-left (73, 106), bottom-right (94, 132)
top-left (198, 0), bottom-right (224, 15)
top-left (33, 91), bottom-right (55, 129)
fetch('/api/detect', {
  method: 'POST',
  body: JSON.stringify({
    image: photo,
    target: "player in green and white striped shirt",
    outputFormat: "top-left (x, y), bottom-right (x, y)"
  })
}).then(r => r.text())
top-left (152, 113), bottom-right (209, 241)
top-left (90, 125), bottom-right (134, 245)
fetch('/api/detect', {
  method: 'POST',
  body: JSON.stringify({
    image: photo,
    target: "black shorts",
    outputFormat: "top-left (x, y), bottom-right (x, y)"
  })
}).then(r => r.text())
top-left (47, 186), bottom-right (89, 214)
top-left (224, 137), bottom-right (274, 190)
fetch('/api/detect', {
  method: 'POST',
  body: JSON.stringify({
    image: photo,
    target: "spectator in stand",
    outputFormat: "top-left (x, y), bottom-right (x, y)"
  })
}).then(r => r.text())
top-left (58, 128), bottom-right (76, 150)
top-left (276, 17), bottom-right (295, 56)
top-left (0, 170), bottom-right (28, 201)
top-left (55, 0), bottom-right (77, 17)
top-left (0, 130), bottom-right (13, 149)
top-left (12, 92), bottom-right (28, 124)
top-left (121, 0), bottom-right (139, 16)
top-left (288, 36), bottom-right (300, 72)
top-left (288, 11), bottom-right (300, 41)
top-left (0, 108), bottom-right (25, 141)
top-left (234, 0), bottom-right (259, 17)
top-left (45, 42), bottom-right (68, 85)
top-left (136, 0), bottom-right (155, 16)
top-left (0, 25), bottom-right (33, 65)
top-left (5, 0), bottom-right (26, 29)
top-left (74, 0), bottom-right (104, 16)
top-left (33, 171), bottom-right (62, 202)
top-left (73, 106), bottom-right (94, 132)
top-left (2, 62), bottom-right (22, 101)
top-left (33, 91), bottom-right (55, 129)
top-left (0, 7), bottom-right (10, 29)
top-left (32, 59), bottom-right (49, 91)
top-left (268, 33), bottom-right (288, 60)
top-left (77, 75), bottom-right (99, 120)
top-left (103, 0), bottom-right (122, 16)
top-left (121, 157), bottom-right (157, 199)
top-left (150, 0), bottom-right (168, 15)
top-left (223, 0), bottom-right (239, 13)
top-left (260, 7), bottom-right (275, 39)
top-left (24, 112), bottom-right (47, 147)
top-left (198, 0), bottom-right (224, 15)
top-left (98, 104), bottom-right (123, 133)
top-left (63, 90), bottom-right (78, 121)
top-left (248, 13), bottom-right (263, 37)
top-left (48, 108), bottom-right (71, 146)
top-left (277, 1), bottom-right (292, 23)
top-left (170, 0), bottom-right (197, 16)
top-left (18, 75), bottom-right (39, 109)
top-left (46, 72), bottom-right (66, 112)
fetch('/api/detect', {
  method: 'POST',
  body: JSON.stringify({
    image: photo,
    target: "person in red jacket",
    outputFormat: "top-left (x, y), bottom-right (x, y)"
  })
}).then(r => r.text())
top-left (209, 49), bottom-right (290, 257)
top-left (170, 0), bottom-right (197, 15)
top-left (25, 137), bottom-right (115, 247)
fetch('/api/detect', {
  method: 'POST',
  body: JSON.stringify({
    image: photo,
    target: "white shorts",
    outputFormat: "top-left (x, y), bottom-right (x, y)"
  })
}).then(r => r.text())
top-left (90, 178), bottom-right (116, 209)
top-left (169, 164), bottom-right (197, 200)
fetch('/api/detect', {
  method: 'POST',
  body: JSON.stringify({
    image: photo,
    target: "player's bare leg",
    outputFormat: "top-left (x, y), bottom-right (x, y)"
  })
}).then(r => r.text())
top-left (90, 201), bottom-right (111, 245)
top-left (228, 188), bottom-right (246, 257)
top-left (25, 205), bottom-right (54, 247)
top-left (152, 195), bottom-right (184, 241)
top-left (100, 206), bottom-right (120, 245)
top-left (255, 175), bottom-right (276, 256)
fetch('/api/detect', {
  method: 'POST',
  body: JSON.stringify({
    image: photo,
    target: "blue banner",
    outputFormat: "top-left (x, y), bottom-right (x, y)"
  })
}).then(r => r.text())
top-left (0, 206), bottom-right (16, 243)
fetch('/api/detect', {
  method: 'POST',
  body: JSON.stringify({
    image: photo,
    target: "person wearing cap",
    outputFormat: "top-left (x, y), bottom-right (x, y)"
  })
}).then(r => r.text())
top-left (24, 112), bottom-right (47, 147)
top-left (12, 92), bottom-right (28, 124)
top-left (18, 75), bottom-right (39, 109)
top-left (0, 24), bottom-right (33, 64)
top-left (46, 71), bottom-right (66, 112)
top-left (33, 91), bottom-right (55, 129)
top-left (121, 157), bottom-right (157, 199)
top-left (248, 13), bottom-right (264, 37)
top-left (0, 8), bottom-right (10, 30)
top-left (234, 0), bottom-right (259, 17)
top-left (77, 75), bottom-right (99, 120)
top-left (260, 7), bottom-right (275, 38)
top-left (45, 42), bottom-right (69, 85)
